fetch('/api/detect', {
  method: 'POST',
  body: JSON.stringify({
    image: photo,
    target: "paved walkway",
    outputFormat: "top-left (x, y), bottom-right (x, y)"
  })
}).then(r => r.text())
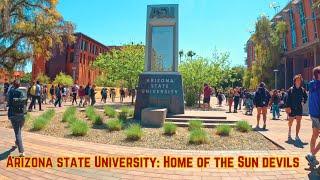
top-left (0, 98), bottom-right (318, 179)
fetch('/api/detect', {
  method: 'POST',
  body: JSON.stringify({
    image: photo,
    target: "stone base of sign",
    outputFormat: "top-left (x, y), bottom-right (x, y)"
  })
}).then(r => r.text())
top-left (141, 108), bottom-right (167, 127)
top-left (134, 72), bottom-right (185, 120)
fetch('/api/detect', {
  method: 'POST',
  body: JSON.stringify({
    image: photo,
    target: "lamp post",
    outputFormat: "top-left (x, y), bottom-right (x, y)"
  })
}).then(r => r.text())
top-left (274, 69), bottom-right (279, 90)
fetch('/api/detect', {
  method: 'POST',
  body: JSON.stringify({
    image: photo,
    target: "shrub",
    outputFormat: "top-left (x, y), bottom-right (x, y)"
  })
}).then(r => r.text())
top-left (216, 125), bottom-right (231, 136)
top-left (188, 120), bottom-right (203, 131)
top-left (163, 123), bottom-right (177, 135)
top-left (235, 120), bottom-right (252, 132)
top-left (71, 120), bottom-right (89, 136)
top-left (32, 109), bottom-right (55, 131)
top-left (104, 106), bottom-right (116, 118)
top-left (25, 113), bottom-right (32, 121)
top-left (62, 107), bottom-right (76, 122)
top-left (93, 115), bottom-right (103, 125)
top-left (125, 124), bottom-right (143, 141)
top-left (118, 107), bottom-right (130, 121)
top-left (106, 119), bottom-right (122, 131)
top-left (67, 116), bottom-right (77, 126)
top-left (85, 106), bottom-right (96, 120)
top-left (189, 129), bottom-right (210, 144)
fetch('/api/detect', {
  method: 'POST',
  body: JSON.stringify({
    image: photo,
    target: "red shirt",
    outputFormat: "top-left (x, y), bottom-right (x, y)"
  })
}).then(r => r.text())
top-left (204, 86), bottom-right (212, 98)
top-left (78, 89), bottom-right (85, 97)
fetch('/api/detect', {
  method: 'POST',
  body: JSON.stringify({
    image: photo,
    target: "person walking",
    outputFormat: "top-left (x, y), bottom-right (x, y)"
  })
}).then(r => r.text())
top-left (7, 80), bottom-right (27, 157)
top-left (226, 88), bottom-right (234, 113)
top-left (28, 81), bottom-right (42, 111)
top-left (90, 85), bottom-right (96, 106)
top-left (83, 83), bottom-right (91, 106)
top-left (253, 82), bottom-right (270, 130)
top-left (305, 66), bottom-right (320, 167)
top-left (101, 87), bottom-right (108, 103)
top-left (203, 83), bottom-right (212, 111)
top-left (233, 87), bottom-right (240, 113)
top-left (71, 83), bottom-right (79, 105)
top-left (54, 84), bottom-right (62, 107)
top-left (120, 88), bottom-right (125, 103)
top-left (285, 74), bottom-right (308, 143)
top-left (42, 84), bottom-right (48, 104)
top-left (78, 85), bottom-right (85, 107)
top-left (111, 88), bottom-right (116, 102)
top-left (49, 84), bottom-right (55, 104)
top-left (270, 90), bottom-right (280, 120)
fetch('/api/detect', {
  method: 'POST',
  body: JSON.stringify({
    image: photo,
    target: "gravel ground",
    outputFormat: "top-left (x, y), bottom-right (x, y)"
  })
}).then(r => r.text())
top-left (0, 110), bottom-right (281, 151)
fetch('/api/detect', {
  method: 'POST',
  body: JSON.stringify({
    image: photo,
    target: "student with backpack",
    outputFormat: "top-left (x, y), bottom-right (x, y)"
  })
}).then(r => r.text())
top-left (90, 85), bottom-right (96, 106)
top-left (101, 87), bottom-right (108, 103)
top-left (7, 80), bottom-right (27, 157)
top-left (285, 74), bottom-right (308, 143)
top-left (83, 83), bottom-right (91, 106)
top-left (28, 81), bottom-right (42, 111)
top-left (253, 82), bottom-right (271, 130)
top-left (49, 84), bottom-right (55, 104)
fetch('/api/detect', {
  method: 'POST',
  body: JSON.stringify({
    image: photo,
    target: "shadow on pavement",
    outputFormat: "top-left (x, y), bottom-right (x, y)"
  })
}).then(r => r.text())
top-left (0, 146), bottom-right (16, 161)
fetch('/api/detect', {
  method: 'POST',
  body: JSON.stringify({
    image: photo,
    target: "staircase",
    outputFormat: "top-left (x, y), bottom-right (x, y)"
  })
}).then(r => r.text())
top-left (165, 114), bottom-right (238, 128)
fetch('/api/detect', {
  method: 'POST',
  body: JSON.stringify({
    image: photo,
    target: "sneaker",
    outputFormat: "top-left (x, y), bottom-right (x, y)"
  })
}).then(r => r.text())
top-left (306, 153), bottom-right (319, 167)
top-left (19, 152), bottom-right (25, 157)
top-left (255, 125), bottom-right (259, 130)
top-left (288, 135), bottom-right (293, 142)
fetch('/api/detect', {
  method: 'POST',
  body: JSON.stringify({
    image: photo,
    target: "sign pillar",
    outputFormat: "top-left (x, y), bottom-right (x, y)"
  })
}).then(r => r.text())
top-left (134, 4), bottom-right (185, 120)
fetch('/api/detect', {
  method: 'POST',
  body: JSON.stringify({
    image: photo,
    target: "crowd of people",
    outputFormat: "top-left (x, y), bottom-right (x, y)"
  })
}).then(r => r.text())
top-left (202, 66), bottom-right (320, 168)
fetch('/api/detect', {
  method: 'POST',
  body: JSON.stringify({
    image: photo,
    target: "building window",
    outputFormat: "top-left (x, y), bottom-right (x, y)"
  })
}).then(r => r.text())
top-left (80, 53), bottom-right (82, 63)
top-left (298, 2), bottom-right (308, 44)
top-left (289, 8), bottom-right (297, 48)
top-left (282, 32), bottom-right (288, 52)
top-left (83, 54), bottom-right (86, 64)
top-left (310, 0), bottom-right (318, 38)
top-left (70, 52), bottom-right (75, 63)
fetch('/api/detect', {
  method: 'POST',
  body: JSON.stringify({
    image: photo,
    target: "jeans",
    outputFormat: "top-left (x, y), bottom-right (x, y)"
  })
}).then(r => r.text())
top-left (9, 115), bottom-right (25, 153)
top-left (28, 95), bottom-right (41, 110)
top-left (54, 96), bottom-right (62, 107)
top-left (234, 97), bottom-right (240, 112)
top-left (72, 93), bottom-right (77, 104)
top-left (272, 104), bottom-right (280, 119)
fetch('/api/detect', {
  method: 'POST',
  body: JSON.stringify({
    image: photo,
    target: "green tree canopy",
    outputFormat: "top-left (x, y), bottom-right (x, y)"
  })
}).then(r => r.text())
top-left (93, 44), bottom-right (144, 89)
top-left (53, 72), bottom-right (73, 86)
top-left (0, 0), bottom-right (75, 72)
top-left (20, 72), bottom-right (31, 84)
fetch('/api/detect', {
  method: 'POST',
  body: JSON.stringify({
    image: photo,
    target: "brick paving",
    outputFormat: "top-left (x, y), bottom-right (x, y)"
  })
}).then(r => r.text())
top-left (0, 97), bottom-right (318, 179)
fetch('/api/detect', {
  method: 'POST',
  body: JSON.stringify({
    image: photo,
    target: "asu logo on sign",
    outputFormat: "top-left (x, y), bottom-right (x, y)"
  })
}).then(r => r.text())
top-left (150, 7), bottom-right (175, 19)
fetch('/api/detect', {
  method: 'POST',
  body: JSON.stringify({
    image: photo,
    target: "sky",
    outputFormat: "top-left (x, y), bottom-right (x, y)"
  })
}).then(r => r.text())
top-left (27, 0), bottom-right (290, 71)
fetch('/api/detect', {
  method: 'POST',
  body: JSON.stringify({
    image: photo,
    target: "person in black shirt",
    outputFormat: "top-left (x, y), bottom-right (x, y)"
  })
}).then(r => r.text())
top-left (285, 74), bottom-right (308, 142)
top-left (253, 82), bottom-right (271, 130)
top-left (269, 90), bottom-right (280, 120)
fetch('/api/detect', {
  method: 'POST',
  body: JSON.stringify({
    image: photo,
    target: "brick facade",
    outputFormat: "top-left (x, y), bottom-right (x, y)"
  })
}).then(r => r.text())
top-left (246, 0), bottom-right (320, 89)
top-left (32, 32), bottom-right (113, 86)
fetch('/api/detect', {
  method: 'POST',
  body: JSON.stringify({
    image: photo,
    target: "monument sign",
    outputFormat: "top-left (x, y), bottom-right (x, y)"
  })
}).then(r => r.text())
top-left (134, 4), bottom-right (185, 121)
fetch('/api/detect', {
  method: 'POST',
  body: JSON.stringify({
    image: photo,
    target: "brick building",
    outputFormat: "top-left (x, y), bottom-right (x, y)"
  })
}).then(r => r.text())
top-left (246, 0), bottom-right (320, 89)
top-left (0, 68), bottom-right (24, 83)
top-left (32, 32), bottom-right (114, 85)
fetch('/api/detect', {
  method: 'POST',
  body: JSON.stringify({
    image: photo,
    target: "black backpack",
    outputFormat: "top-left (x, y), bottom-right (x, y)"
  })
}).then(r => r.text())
top-left (11, 89), bottom-right (27, 115)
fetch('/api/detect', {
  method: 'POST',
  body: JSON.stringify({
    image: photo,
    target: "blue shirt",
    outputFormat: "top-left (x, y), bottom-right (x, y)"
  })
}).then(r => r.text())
top-left (308, 80), bottom-right (320, 118)
top-left (35, 84), bottom-right (41, 96)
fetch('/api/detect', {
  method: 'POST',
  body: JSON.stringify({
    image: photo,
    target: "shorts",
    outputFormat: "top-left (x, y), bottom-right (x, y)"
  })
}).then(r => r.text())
top-left (203, 97), bottom-right (210, 104)
top-left (289, 107), bottom-right (303, 117)
top-left (311, 117), bottom-right (320, 129)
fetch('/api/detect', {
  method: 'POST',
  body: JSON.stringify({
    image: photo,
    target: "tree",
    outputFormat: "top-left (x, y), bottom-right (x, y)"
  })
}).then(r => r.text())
top-left (0, 0), bottom-right (75, 72)
top-left (249, 16), bottom-right (287, 88)
top-left (53, 72), bottom-right (73, 86)
top-left (20, 72), bottom-right (31, 84)
top-left (186, 50), bottom-right (196, 60)
top-left (178, 50), bottom-right (184, 63)
top-left (36, 72), bottom-right (50, 84)
top-left (94, 44), bottom-right (144, 90)
top-left (179, 50), bottom-right (232, 107)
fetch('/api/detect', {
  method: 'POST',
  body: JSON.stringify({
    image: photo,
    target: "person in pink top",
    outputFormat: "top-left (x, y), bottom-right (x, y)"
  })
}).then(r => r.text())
top-left (203, 83), bottom-right (212, 111)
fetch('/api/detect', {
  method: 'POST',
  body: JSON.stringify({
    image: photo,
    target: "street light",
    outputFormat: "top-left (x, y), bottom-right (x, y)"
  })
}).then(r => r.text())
top-left (273, 69), bottom-right (279, 90)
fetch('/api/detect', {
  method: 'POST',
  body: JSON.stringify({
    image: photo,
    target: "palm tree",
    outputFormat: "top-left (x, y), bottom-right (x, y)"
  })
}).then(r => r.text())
top-left (187, 50), bottom-right (196, 60)
top-left (178, 50), bottom-right (184, 63)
